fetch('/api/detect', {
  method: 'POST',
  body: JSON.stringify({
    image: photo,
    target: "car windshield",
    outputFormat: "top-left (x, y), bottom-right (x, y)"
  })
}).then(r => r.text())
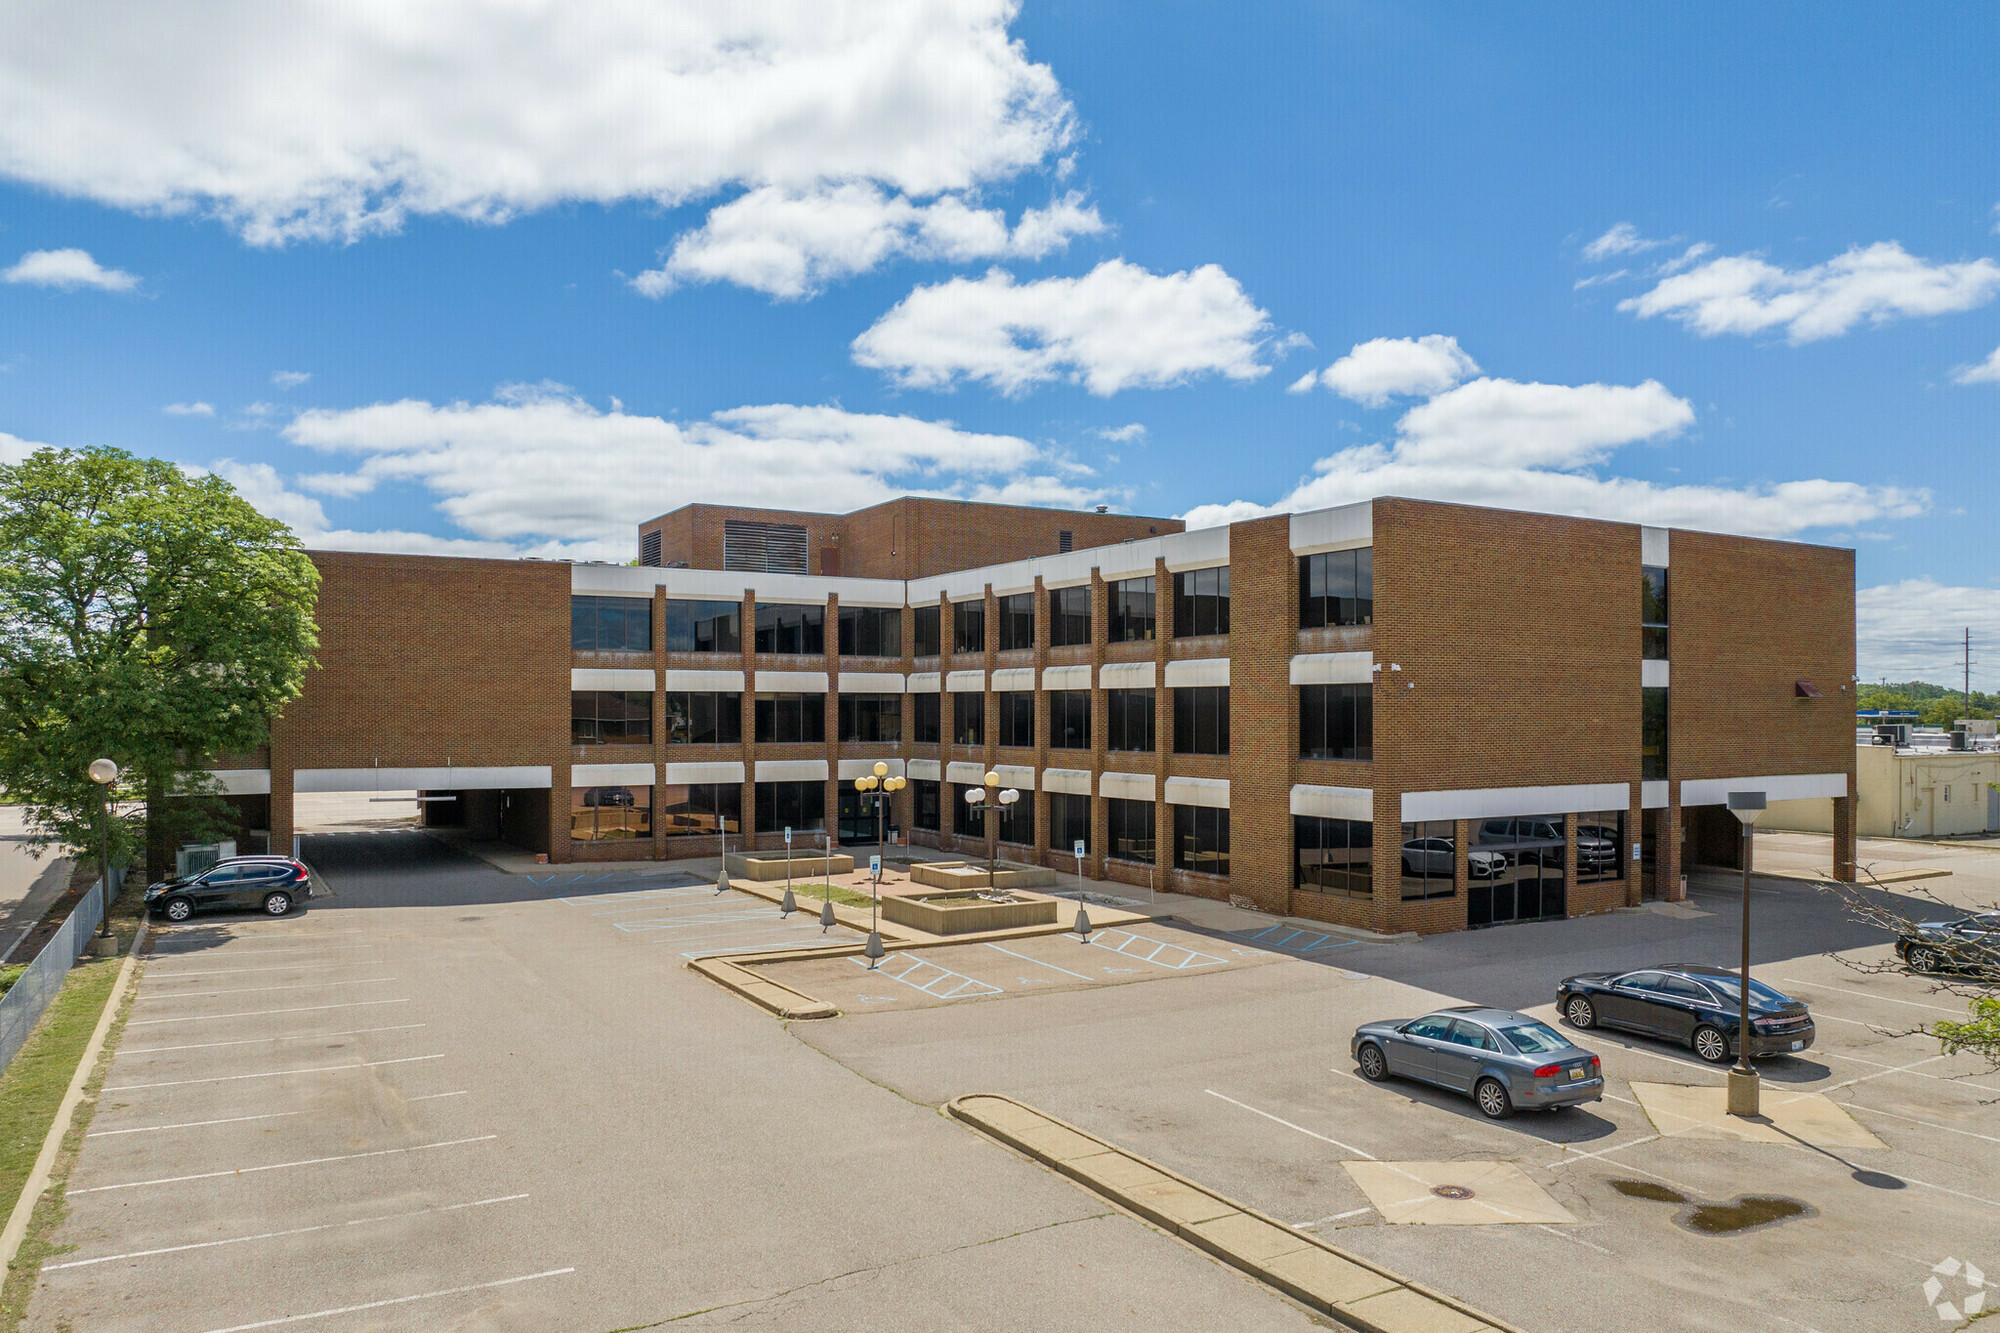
top-left (1702, 975), bottom-right (1791, 1007)
top-left (1498, 1022), bottom-right (1569, 1055)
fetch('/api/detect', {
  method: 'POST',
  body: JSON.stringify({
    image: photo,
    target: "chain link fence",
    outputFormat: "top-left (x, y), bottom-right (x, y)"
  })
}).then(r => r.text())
top-left (0, 877), bottom-right (107, 1074)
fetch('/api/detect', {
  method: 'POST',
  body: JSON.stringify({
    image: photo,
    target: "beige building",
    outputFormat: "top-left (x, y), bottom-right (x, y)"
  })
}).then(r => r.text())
top-left (1768, 742), bottom-right (1998, 839)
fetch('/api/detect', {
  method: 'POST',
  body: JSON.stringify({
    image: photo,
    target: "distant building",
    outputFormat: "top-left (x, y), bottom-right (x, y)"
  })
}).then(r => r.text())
top-left (1769, 742), bottom-right (1997, 839)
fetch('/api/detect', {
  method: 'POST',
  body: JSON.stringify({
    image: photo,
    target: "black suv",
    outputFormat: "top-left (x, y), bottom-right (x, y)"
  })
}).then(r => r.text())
top-left (145, 857), bottom-right (310, 922)
top-left (1895, 911), bottom-right (2000, 976)
top-left (1557, 964), bottom-right (1815, 1064)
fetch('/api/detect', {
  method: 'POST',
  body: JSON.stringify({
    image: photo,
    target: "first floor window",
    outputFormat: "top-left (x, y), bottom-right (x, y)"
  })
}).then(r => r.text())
top-left (571, 785), bottom-right (652, 840)
top-left (1577, 810), bottom-right (1626, 884)
top-left (1399, 819), bottom-right (1456, 901)
top-left (1048, 690), bottom-right (1091, 750)
top-left (1299, 683), bottom-right (1371, 761)
top-left (1173, 686), bottom-right (1230, 754)
top-left (755, 693), bottom-right (826, 744)
top-left (755, 781), bottom-right (825, 832)
top-left (914, 692), bottom-right (942, 742)
top-left (912, 779), bottom-right (941, 830)
top-left (953, 786), bottom-right (985, 838)
top-left (664, 692), bottom-right (741, 745)
top-left (1106, 689), bottom-right (1155, 752)
top-left (1048, 792), bottom-right (1090, 856)
top-left (1296, 816), bottom-right (1371, 899)
top-left (572, 691), bottom-right (652, 745)
top-left (1173, 804), bottom-right (1230, 876)
top-left (661, 783), bottom-right (740, 837)
top-left (1106, 798), bottom-right (1155, 864)
top-left (952, 692), bottom-right (985, 746)
top-left (998, 792), bottom-right (1033, 846)
top-left (997, 691), bottom-right (1034, 747)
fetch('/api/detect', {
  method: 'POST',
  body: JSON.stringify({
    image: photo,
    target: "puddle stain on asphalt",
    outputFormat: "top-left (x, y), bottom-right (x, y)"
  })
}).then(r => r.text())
top-left (1609, 1179), bottom-right (1816, 1235)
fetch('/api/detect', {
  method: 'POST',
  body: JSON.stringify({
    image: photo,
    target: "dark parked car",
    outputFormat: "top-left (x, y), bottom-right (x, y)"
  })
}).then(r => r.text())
top-left (582, 786), bottom-right (636, 807)
top-left (1895, 910), bottom-right (2000, 976)
top-left (1351, 1006), bottom-right (1603, 1119)
top-left (146, 856), bottom-right (310, 922)
top-left (1557, 964), bottom-right (1815, 1065)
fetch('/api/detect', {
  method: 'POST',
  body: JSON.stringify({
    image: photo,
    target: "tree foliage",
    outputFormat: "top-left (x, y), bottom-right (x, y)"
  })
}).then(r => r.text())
top-left (1821, 872), bottom-right (2000, 1070)
top-left (0, 446), bottom-right (318, 867)
top-left (1857, 680), bottom-right (1996, 725)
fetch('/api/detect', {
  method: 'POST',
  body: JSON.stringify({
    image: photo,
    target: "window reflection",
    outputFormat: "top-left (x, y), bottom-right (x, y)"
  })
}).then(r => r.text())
top-left (571, 786), bottom-right (652, 840)
top-left (1469, 816), bottom-right (1568, 926)
top-left (1296, 817), bottom-right (1372, 898)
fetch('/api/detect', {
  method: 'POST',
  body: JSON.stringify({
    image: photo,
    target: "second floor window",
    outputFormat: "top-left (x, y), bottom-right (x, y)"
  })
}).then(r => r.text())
top-left (1643, 566), bottom-right (1669, 660)
top-left (572, 690), bottom-right (651, 745)
top-left (754, 692), bottom-right (825, 743)
top-left (1108, 577), bottom-right (1155, 642)
top-left (1299, 683), bottom-right (1372, 761)
top-left (1106, 689), bottom-right (1155, 752)
top-left (952, 691), bottom-right (984, 746)
top-left (1174, 567), bottom-right (1230, 637)
top-left (913, 692), bottom-right (941, 743)
top-left (953, 600), bottom-right (984, 653)
top-left (838, 605), bottom-right (902, 657)
top-left (664, 691), bottom-right (742, 745)
top-left (997, 593), bottom-right (1034, 651)
top-left (1048, 690), bottom-right (1091, 749)
top-left (1048, 586), bottom-right (1091, 647)
top-left (1300, 548), bottom-right (1374, 628)
top-left (664, 600), bottom-right (742, 653)
top-left (913, 604), bottom-right (942, 657)
top-left (837, 694), bottom-right (902, 743)
top-left (572, 596), bottom-right (651, 652)
top-left (754, 603), bottom-right (824, 655)
top-left (1173, 686), bottom-right (1230, 754)
top-left (997, 691), bottom-right (1034, 747)
top-left (1643, 686), bottom-right (1668, 781)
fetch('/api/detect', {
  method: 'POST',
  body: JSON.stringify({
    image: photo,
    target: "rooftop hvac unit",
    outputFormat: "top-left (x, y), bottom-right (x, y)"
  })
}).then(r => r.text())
top-left (1950, 729), bottom-right (1969, 752)
top-left (1872, 724), bottom-right (1909, 747)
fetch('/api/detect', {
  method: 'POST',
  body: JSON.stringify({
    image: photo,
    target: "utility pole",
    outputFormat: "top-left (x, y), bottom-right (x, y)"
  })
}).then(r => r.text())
top-left (1966, 627), bottom-right (1974, 721)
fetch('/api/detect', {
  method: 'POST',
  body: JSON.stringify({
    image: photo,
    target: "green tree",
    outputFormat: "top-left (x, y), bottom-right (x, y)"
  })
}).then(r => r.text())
top-left (0, 446), bottom-right (318, 874)
top-left (1933, 996), bottom-right (2000, 1067)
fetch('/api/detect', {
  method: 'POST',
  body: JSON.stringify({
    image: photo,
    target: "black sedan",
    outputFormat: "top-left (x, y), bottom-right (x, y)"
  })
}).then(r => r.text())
top-left (145, 857), bottom-right (310, 922)
top-left (1895, 910), bottom-right (2000, 976)
top-left (1557, 964), bottom-right (1815, 1065)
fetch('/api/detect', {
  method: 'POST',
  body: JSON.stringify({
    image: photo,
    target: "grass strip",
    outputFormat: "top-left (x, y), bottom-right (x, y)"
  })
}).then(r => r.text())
top-left (790, 883), bottom-right (884, 910)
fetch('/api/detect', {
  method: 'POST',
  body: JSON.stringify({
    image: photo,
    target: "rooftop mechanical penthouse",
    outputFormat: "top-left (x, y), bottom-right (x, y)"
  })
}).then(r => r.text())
top-left (220, 495), bottom-right (1858, 936)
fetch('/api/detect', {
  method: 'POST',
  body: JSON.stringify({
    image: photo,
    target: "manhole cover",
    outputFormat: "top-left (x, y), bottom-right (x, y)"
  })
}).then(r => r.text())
top-left (1431, 1185), bottom-right (1474, 1200)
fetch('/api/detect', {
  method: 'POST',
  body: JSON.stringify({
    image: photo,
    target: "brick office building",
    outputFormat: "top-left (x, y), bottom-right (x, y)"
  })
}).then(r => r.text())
top-left (218, 495), bottom-right (1858, 936)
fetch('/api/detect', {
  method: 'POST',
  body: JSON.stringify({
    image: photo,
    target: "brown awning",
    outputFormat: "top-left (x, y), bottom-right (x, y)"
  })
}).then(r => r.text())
top-left (1794, 680), bottom-right (1824, 698)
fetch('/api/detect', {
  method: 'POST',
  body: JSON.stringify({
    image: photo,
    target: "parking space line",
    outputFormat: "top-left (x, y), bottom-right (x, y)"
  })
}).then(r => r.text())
top-left (1088, 929), bottom-right (1223, 969)
top-left (1841, 1102), bottom-right (2000, 1146)
top-left (983, 943), bottom-right (1093, 980)
top-left (105, 1053), bottom-right (444, 1092)
top-left (1203, 1089), bottom-right (1376, 1159)
top-left (855, 954), bottom-right (1003, 999)
top-left (1778, 978), bottom-right (1967, 1015)
top-left (43, 1193), bottom-right (531, 1272)
top-left (583, 889), bottom-right (716, 913)
top-left (1579, 1035), bottom-right (1716, 1074)
top-left (1786, 1053), bottom-right (1948, 1098)
top-left (409, 1090), bottom-right (468, 1102)
top-left (1546, 1133), bottom-right (1662, 1170)
top-left (197, 1266), bottom-right (575, 1333)
top-left (613, 909), bottom-right (780, 932)
top-left (127, 999), bottom-right (411, 1027)
top-left (145, 963), bottom-right (349, 979)
top-left (1818, 1049), bottom-right (2000, 1091)
top-left (90, 1111), bottom-right (304, 1138)
top-left (1293, 1206), bottom-right (1373, 1228)
top-left (122, 1023), bottom-right (428, 1055)
top-left (135, 977), bottom-right (396, 1001)
top-left (68, 1134), bottom-right (498, 1194)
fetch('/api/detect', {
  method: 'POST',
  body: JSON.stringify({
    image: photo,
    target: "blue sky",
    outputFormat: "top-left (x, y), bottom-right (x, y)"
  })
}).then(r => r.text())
top-left (1, 4), bottom-right (1996, 684)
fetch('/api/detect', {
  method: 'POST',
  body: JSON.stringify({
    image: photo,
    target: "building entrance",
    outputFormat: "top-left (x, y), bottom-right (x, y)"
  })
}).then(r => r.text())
top-left (836, 788), bottom-right (896, 846)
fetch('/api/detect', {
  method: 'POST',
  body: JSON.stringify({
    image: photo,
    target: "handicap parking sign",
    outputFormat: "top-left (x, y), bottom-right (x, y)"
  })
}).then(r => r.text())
top-left (870, 854), bottom-right (882, 876)
top-left (785, 826), bottom-right (793, 844)
top-left (1073, 839), bottom-right (1086, 859)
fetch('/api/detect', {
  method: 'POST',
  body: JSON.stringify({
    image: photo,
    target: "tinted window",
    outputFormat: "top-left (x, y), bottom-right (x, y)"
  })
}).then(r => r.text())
top-left (1617, 971), bottom-right (1667, 992)
top-left (571, 691), bottom-right (652, 745)
top-left (996, 691), bottom-right (1034, 747)
top-left (1172, 803), bottom-right (1229, 876)
top-left (1173, 566), bottom-right (1230, 637)
top-left (1499, 1023), bottom-right (1569, 1055)
top-left (754, 603), bottom-right (825, 655)
top-left (753, 693), bottom-right (825, 743)
top-left (953, 601), bottom-right (984, 653)
top-left (1173, 686), bottom-right (1229, 754)
top-left (1399, 819), bottom-right (1454, 900)
top-left (572, 596), bottom-right (653, 652)
top-left (997, 593), bottom-right (1035, 651)
top-left (663, 692), bottom-right (742, 745)
top-left (661, 783), bottom-right (740, 837)
top-left (1447, 1020), bottom-right (1496, 1049)
top-left (1404, 1016), bottom-right (1453, 1041)
top-left (1106, 797), bottom-right (1154, 864)
top-left (1295, 816), bottom-right (1372, 899)
top-left (1577, 809), bottom-right (1625, 884)
top-left (755, 781), bottom-right (825, 832)
top-left (1642, 565), bottom-right (1668, 660)
top-left (1643, 686), bottom-right (1668, 781)
top-left (1299, 683), bottom-right (1372, 761)
top-left (663, 600), bottom-right (741, 653)
top-left (1703, 975), bottom-right (1792, 1007)
top-left (913, 692), bottom-right (941, 743)
top-left (1048, 792), bottom-right (1090, 855)
top-left (1108, 577), bottom-right (1155, 642)
top-left (837, 694), bottom-right (902, 743)
top-left (1048, 586), bottom-right (1090, 647)
top-left (1106, 689), bottom-right (1155, 752)
top-left (837, 606), bottom-right (902, 657)
top-left (912, 605), bottom-right (941, 657)
top-left (952, 692), bottom-right (984, 745)
top-left (911, 779), bottom-right (941, 830)
top-left (1048, 690), bottom-right (1091, 749)
top-left (1299, 548), bottom-right (1374, 628)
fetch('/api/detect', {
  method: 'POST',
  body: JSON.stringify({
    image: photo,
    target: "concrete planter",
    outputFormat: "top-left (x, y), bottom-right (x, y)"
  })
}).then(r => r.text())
top-left (722, 852), bottom-right (856, 882)
top-left (908, 860), bottom-right (1057, 891)
top-left (880, 890), bottom-right (1058, 935)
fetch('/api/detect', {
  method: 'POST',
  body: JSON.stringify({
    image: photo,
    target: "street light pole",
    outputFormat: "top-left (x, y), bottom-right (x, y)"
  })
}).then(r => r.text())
top-left (88, 759), bottom-right (119, 941)
top-left (854, 762), bottom-right (903, 969)
top-left (1725, 791), bottom-right (1766, 1117)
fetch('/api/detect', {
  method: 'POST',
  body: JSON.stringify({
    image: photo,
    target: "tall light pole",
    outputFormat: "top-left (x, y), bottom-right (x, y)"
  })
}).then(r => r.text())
top-left (88, 759), bottom-right (118, 942)
top-left (962, 770), bottom-right (1018, 885)
top-left (853, 762), bottom-right (905, 968)
top-left (1725, 791), bottom-right (1766, 1117)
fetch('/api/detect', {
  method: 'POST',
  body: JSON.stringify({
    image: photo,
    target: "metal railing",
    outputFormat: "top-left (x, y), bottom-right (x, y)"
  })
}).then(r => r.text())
top-left (0, 877), bottom-right (107, 1074)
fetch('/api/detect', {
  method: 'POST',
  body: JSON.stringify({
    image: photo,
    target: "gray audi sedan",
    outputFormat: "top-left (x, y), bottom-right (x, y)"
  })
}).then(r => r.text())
top-left (1351, 1005), bottom-right (1604, 1120)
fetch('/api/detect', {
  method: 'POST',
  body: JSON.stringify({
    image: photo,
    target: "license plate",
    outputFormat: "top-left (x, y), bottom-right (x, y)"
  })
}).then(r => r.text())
top-left (1569, 1067), bottom-right (1584, 1080)
top-left (1789, 1040), bottom-right (1803, 1051)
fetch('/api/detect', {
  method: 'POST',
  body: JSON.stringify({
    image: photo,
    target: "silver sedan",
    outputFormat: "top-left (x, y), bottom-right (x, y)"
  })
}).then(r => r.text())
top-left (1351, 1005), bottom-right (1604, 1119)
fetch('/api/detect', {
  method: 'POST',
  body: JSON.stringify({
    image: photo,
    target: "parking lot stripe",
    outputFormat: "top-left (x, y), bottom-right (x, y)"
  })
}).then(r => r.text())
top-left (1818, 1049), bottom-right (2000, 1091)
top-left (409, 1090), bottom-right (468, 1102)
top-left (983, 943), bottom-right (1093, 980)
top-left (145, 962), bottom-right (350, 979)
top-left (1089, 930), bottom-right (1223, 969)
top-left (1293, 1206), bottom-right (1373, 1228)
top-left (104, 1053), bottom-right (444, 1092)
top-left (136, 976), bottom-right (396, 1001)
top-left (1203, 1089), bottom-right (1376, 1160)
top-left (1546, 1133), bottom-right (1662, 1170)
top-left (89, 1111), bottom-right (303, 1138)
top-left (1794, 1053), bottom-right (1947, 1097)
top-left (43, 1193), bottom-right (531, 1272)
top-left (122, 1023), bottom-right (427, 1055)
top-left (856, 954), bottom-right (1003, 999)
top-left (196, 1266), bottom-right (575, 1332)
top-left (126, 998), bottom-right (411, 1027)
top-left (1778, 978), bottom-right (1967, 1015)
top-left (67, 1134), bottom-right (498, 1194)
top-left (1841, 1102), bottom-right (2000, 1147)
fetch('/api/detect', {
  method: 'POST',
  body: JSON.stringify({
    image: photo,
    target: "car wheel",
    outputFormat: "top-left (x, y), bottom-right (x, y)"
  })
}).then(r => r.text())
top-left (1908, 945), bottom-right (1943, 974)
top-left (1357, 1043), bottom-right (1388, 1082)
top-left (1564, 995), bottom-right (1597, 1029)
top-left (261, 891), bottom-right (293, 916)
top-left (1692, 1024), bottom-right (1731, 1065)
top-left (163, 896), bottom-right (192, 922)
top-left (1474, 1077), bottom-right (1513, 1120)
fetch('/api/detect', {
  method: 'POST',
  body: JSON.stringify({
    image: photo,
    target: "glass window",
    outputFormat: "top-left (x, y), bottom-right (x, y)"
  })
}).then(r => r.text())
top-left (1172, 566), bottom-right (1231, 637)
top-left (1399, 820), bottom-right (1455, 900)
top-left (1048, 690), bottom-right (1091, 750)
top-left (753, 693), bottom-right (826, 744)
top-left (952, 692), bottom-right (984, 746)
top-left (912, 779), bottom-right (941, 830)
top-left (837, 606), bottom-right (902, 657)
top-left (1299, 683), bottom-right (1372, 761)
top-left (662, 692), bottom-right (742, 745)
top-left (1299, 548), bottom-right (1374, 628)
top-left (1173, 686), bottom-right (1230, 754)
top-left (1106, 689), bottom-right (1155, 752)
top-left (1173, 804), bottom-right (1230, 876)
top-left (1404, 1015), bottom-right (1453, 1041)
top-left (998, 793), bottom-right (1033, 847)
top-left (1106, 797), bottom-right (1155, 864)
top-left (1295, 816), bottom-right (1372, 898)
top-left (912, 605), bottom-right (941, 657)
top-left (1642, 686), bottom-right (1668, 781)
top-left (1469, 815), bottom-right (1566, 925)
top-left (662, 600), bottom-right (742, 653)
top-left (1498, 1022), bottom-right (1569, 1056)
top-left (1049, 792), bottom-right (1090, 855)
top-left (996, 593), bottom-right (1035, 651)
top-left (1108, 577), bottom-right (1156, 642)
top-left (953, 600), bottom-right (985, 653)
top-left (837, 694), bottom-right (902, 743)
top-left (660, 783), bottom-right (740, 838)
top-left (913, 692), bottom-right (941, 743)
top-left (1642, 565), bottom-right (1668, 660)
top-left (996, 691), bottom-right (1034, 747)
top-left (755, 781), bottom-right (825, 833)
top-left (571, 691), bottom-right (652, 745)
top-left (953, 787), bottom-right (985, 838)
top-left (1447, 1019), bottom-right (1497, 1050)
top-left (753, 603), bottom-right (825, 655)
top-left (1577, 810), bottom-right (1626, 884)
top-left (1048, 586), bottom-right (1091, 647)
top-left (571, 786), bottom-right (652, 840)
top-left (571, 596), bottom-right (653, 652)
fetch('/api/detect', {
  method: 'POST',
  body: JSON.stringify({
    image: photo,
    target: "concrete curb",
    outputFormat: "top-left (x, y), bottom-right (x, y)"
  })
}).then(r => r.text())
top-left (945, 1093), bottom-right (1525, 1333)
top-left (686, 952), bottom-right (842, 1020)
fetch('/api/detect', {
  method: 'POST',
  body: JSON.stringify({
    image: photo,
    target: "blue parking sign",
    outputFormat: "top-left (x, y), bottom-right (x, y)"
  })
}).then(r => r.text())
top-left (1073, 839), bottom-right (1086, 859)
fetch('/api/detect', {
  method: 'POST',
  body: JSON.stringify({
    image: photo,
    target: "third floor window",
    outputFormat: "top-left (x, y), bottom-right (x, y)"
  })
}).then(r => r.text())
top-left (754, 603), bottom-right (824, 655)
top-left (1299, 548), bottom-right (1373, 628)
top-left (838, 605), bottom-right (901, 657)
top-left (953, 600), bottom-right (985, 654)
top-left (997, 593), bottom-right (1034, 651)
top-left (1174, 567), bottom-right (1230, 638)
top-left (1108, 577), bottom-right (1155, 642)
top-left (1048, 586), bottom-right (1091, 647)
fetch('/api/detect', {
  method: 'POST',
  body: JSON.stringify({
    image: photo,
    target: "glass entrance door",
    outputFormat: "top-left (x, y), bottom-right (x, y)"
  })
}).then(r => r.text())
top-left (837, 789), bottom-right (896, 845)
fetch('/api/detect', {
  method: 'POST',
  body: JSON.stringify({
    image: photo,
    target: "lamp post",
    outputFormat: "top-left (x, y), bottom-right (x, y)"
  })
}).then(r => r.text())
top-left (1725, 790), bottom-right (1766, 1117)
top-left (853, 762), bottom-right (905, 968)
top-left (88, 759), bottom-right (118, 942)
top-left (962, 770), bottom-right (1019, 886)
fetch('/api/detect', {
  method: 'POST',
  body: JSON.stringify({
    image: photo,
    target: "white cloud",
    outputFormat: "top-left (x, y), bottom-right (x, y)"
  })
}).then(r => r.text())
top-left (1952, 345), bottom-right (2000, 385)
top-left (1178, 370), bottom-right (1928, 540)
top-left (1311, 335), bottom-right (1480, 408)
top-left (271, 370), bottom-right (311, 389)
top-left (0, 430), bottom-right (47, 466)
top-left (1619, 241), bottom-right (2000, 342)
top-left (852, 259), bottom-right (1274, 396)
top-left (1583, 223), bottom-right (1670, 262)
top-left (1093, 423), bottom-right (1147, 443)
top-left (632, 185), bottom-right (1105, 300)
top-left (1, 248), bottom-right (139, 291)
top-left (275, 384), bottom-right (1100, 553)
top-left (1573, 269), bottom-right (1627, 290)
top-left (161, 401), bottom-right (215, 417)
top-left (1857, 579), bottom-right (2000, 683)
top-left (0, 2), bottom-right (1072, 252)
